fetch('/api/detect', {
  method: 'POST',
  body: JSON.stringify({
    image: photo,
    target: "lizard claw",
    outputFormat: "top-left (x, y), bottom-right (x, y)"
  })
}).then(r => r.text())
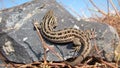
top-left (72, 46), bottom-right (81, 52)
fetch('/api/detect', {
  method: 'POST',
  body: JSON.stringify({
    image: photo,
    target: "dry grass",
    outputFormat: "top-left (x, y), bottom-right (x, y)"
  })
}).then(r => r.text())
top-left (100, 14), bottom-right (120, 36)
top-left (88, 11), bottom-right (120, 36)
top-left (88, 0), bottom-right (120, 36)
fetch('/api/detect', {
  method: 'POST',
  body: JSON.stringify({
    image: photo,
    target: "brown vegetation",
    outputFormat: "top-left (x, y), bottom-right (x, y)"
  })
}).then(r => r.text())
top-left (88, 0), bottom-right (120, 37)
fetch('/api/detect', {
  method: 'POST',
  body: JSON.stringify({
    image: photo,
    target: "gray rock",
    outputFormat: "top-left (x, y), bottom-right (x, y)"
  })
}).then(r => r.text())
top-left (0, 0), bottom-right (119, 63)
top-left (0, 60), bottom-right (5, 68)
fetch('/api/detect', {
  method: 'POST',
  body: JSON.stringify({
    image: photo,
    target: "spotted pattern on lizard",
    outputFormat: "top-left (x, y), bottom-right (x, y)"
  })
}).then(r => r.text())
top-left (38, 10), bottom-right (91, 66)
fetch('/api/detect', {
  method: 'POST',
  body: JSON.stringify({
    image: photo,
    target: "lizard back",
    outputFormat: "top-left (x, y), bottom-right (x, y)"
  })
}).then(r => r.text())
top-left (39, 10), bottom-right (91, 66)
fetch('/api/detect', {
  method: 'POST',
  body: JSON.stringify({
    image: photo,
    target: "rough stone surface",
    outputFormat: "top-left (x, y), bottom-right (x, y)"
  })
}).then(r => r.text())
top-left (0, 60), bottom-right (5, 68)
top-left (0, 0), bottom-right (119, 63)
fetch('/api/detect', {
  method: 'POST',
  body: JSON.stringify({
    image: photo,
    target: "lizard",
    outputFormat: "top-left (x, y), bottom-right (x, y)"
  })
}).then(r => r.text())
top-left (37, 10), bottom-right (91, 66)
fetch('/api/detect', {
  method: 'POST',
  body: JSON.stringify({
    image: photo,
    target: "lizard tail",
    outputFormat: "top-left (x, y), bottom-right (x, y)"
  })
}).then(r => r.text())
top-left (64, 55), bottom-right (84, 66)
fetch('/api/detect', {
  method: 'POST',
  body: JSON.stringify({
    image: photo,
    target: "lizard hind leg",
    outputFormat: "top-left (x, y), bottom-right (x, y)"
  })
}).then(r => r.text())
top-left (73, 38), bottom-right (82, 52)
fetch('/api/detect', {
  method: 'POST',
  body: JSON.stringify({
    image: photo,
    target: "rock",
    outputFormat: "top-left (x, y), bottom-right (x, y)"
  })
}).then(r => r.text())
top-left (0, 0), bottom-right (119, 63)
top-left (0, 53), bottom-right (7, 68)
top-left (0, 60), bottom-right (4, 68)
top-left (0, 60), bottom-right (5, 68)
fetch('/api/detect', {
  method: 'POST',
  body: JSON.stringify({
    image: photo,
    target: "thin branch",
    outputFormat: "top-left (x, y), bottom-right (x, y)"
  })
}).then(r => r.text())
top-left (68, 7), bottom-right (82, 19)
top-left (89, 0), bottom-right (107, 16)
top-left (107, 0), bottom-right (110, 16)
top-left (48, 63), bottom-right (66, 67)
top-left (118, 0), bottom-right (120, 6)
top-left (33, 20), bottom-right (63, 61)
top-left (33, 20), bottom-right (47, 64)
top-left (100, 59), bottom-right (117, 68)
top-left (92, 29), bottom-right (99, 53)
top-left (58, 1), bottom-right (82, 19)
top-left (109, 0), bottom-right (120, 17)
top-left (81, 58), bottom-right (93, 68)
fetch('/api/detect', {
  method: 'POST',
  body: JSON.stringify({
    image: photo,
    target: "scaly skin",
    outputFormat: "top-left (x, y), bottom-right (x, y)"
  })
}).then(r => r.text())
top-left (38, 10), bottom-right (91, 66)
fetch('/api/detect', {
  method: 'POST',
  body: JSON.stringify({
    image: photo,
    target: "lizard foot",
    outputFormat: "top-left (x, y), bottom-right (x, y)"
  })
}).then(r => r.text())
top-left (72, 45), bottom-right (81, 52)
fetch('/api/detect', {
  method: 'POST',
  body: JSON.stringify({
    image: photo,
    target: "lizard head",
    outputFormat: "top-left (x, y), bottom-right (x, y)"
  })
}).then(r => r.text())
top-left (48, 10), bottom-right (58, 29)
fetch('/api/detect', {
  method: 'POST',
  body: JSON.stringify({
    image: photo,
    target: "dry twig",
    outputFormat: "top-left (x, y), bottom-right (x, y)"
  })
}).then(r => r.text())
top-left (109, 0), bottom-right (120, 17)
top-left (33, 20), bottom-right (63, 60)
top-left (33, 20), bottom-right (47, 64)
top-left (100, 59), bottom-right (117, 68)
top-left (89, 0), bottom-right (107, 16)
